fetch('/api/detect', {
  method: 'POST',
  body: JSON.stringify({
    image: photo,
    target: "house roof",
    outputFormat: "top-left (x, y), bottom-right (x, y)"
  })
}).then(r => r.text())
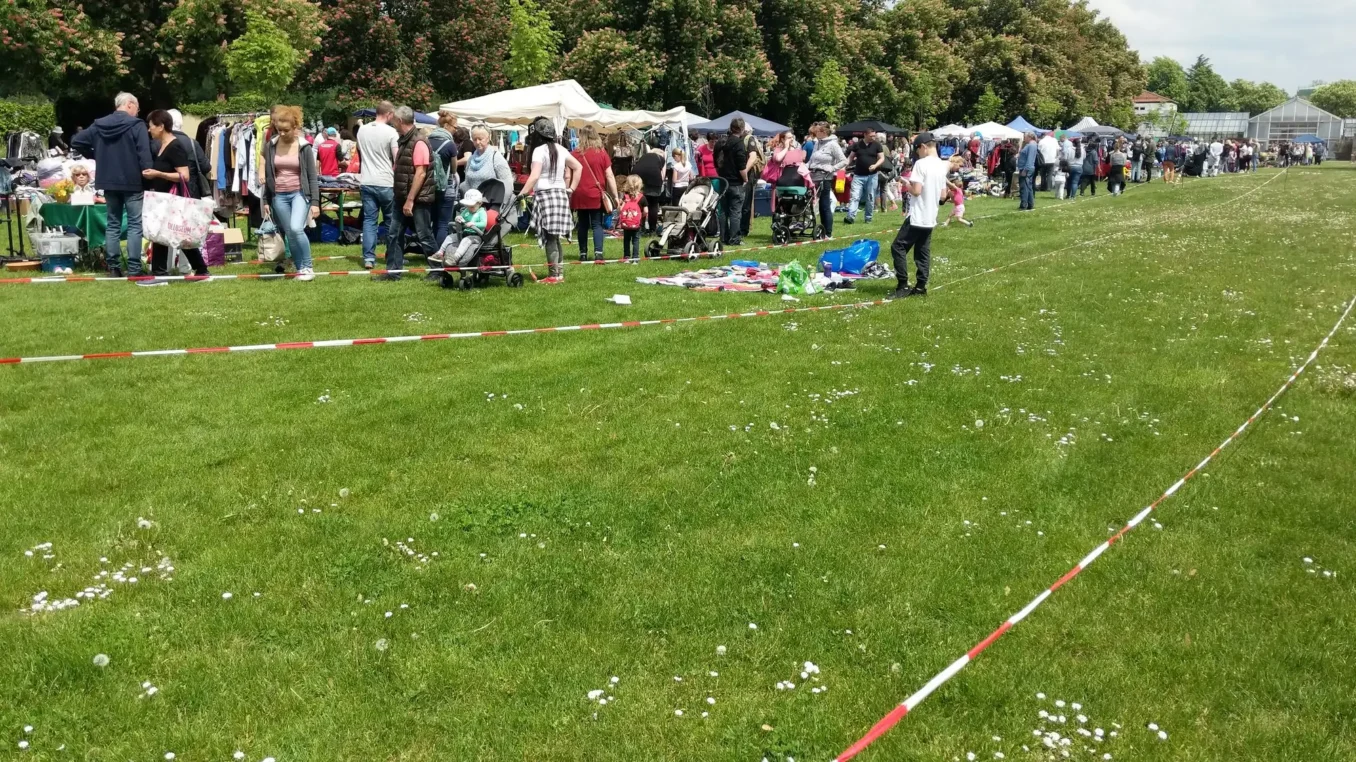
top-left (1134, 91), bottom-right (1175, 104)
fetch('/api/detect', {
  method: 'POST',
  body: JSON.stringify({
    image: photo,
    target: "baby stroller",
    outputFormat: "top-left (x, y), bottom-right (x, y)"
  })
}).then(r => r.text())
top-left (1183, 150), bottom-right (1206, 178)
top-left (646, 180), bottom-right (723, 260)
top-left (440, 179), bottom-right (525, 290)
top-left (770, 166), bottom-right (819, 244)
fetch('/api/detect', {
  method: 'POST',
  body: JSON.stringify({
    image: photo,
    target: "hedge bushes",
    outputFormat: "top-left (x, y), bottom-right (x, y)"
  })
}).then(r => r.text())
top-left (0, 98), bottom-right (56, 137)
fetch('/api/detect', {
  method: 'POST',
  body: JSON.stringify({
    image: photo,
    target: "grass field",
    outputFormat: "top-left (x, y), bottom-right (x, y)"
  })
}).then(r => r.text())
top-left (3, 167), bottom-right (1355, 762)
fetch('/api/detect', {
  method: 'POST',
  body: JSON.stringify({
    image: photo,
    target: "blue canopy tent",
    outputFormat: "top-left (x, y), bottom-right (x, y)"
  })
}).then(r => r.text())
top-left (690, 111), bottom-right (790, 138)
top-left (1293, 134), bottom-right (1326, 144)
top-left (352, 108), bottom-right (438, 125)
top-left (1006, 116), bottom-right (1047, 134)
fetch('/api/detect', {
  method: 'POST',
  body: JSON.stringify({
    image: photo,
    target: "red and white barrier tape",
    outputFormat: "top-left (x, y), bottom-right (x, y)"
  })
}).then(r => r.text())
top-left (833, 289), bottom-right (1352, 762)
top-left (0, 170), bottom-right (1289, 363)
top-left (0, 299), bottom-right (896, 365)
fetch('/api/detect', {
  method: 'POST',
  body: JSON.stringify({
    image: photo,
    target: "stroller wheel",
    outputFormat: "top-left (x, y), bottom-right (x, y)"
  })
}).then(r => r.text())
top-left (508, 272), bottom-right (524, 288)
top-left (772, 228), bottom-right (787, 245)
top-left (683, 241), bottom-right (699, 261)
top-left (274, 264), bottom-right (286, 274)
top-left (439, 271), bottom-right (458, 289)
top-left (459, 274), bottom-right (474, 290)
top-left (646, 239), bottom-right (662, 259)
top-left (710, 242), bottom-right (723, 257)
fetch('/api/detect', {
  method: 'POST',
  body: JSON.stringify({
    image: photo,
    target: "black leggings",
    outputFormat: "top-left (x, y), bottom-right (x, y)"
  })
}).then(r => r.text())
top-left (151, 243), bottom-right (208, 276)
top-left (644, 194), bottom-right (663, 234)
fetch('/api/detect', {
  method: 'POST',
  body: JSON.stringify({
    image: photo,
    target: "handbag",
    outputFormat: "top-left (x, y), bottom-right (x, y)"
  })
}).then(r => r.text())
top-left (256, 220), bottom-right (286, 263)
top-left (142, 179), bottom-right (214, 249)
top-left (582, 150), bottom-right (614, 213)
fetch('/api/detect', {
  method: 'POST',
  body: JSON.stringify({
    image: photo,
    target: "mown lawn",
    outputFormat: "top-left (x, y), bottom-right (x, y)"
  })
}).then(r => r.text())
top-left (2, 168), bottom-right (1354, 762)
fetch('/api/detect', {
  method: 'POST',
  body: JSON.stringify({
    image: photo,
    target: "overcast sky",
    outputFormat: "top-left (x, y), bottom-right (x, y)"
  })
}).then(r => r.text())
top-left (1086, 0), bottom-right (1349, 92)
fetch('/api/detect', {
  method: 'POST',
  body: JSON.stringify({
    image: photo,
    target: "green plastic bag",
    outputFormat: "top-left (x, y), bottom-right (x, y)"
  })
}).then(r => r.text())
top-left (778, 260), bottom-right (816, 295)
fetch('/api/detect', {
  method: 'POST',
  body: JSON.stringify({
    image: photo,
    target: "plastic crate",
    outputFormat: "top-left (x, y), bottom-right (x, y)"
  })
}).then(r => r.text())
top-left (32, 232), bottom-right (80, 258)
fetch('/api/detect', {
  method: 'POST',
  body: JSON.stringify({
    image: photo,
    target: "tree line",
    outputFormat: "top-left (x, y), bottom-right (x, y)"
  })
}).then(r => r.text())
top-left (18, 0), bottom-right (1346, 131)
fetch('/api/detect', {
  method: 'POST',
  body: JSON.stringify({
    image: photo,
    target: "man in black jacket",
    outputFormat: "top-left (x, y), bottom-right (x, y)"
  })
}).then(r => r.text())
top-left (71, 92), bottom-right (153, 276)
top-left (713, 118), bottom-right (751, 246)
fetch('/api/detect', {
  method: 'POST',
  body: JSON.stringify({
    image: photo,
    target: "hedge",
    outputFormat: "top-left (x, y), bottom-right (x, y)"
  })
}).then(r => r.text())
top-left (0, 99), bottom-right (56, 137)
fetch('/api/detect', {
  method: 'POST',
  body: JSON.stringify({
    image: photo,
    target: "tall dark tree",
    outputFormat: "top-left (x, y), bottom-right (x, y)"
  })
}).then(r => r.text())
top-left (1183, 55), bottom-right (1232, 112)
top-left (1145, 56), bottom-right (1188, 104)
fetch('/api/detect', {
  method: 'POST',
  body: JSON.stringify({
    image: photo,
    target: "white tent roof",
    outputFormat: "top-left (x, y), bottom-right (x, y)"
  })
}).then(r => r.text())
top-left (933, 124), bottom-right (970, 138)
top-left (1069, 116), bottom-right (1099, 131)
top-left (593, 106), bottom-right (689, 133)
top-left (441, 80), bottom-right (603, 132)
top-left (440, 80), bottom-right (688, 133)
top-left (970, 121), bottom-right (1022, 140)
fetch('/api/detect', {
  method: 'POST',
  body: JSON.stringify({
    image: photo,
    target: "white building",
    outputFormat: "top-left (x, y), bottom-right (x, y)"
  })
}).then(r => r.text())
top-left (1133, 91), bottom-right (1177, 117)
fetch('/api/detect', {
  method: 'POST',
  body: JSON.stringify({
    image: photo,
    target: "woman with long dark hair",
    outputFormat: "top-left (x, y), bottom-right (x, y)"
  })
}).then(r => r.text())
top-left (520, 117), bottom-right (582, 283)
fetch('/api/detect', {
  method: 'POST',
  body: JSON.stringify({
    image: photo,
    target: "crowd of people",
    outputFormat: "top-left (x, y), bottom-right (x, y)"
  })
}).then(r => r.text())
top-left (58, 91), bottom-right (1317, 290)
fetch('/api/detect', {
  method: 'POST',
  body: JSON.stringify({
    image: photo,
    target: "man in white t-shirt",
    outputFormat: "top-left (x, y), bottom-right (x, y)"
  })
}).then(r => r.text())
top-left (891, 132), bottom-right (949, 299)
top-left (1037, 132), bottom-right (1060, 191)
top-left (1208, 138), bottom-right (1223, 177)
top-left (355, 101), bottom-right (400, 269)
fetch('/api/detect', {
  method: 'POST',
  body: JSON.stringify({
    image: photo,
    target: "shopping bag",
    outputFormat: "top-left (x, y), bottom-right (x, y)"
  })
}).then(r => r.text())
top-left (256, 221), bottom-right (286, 263)
top-left (818, 239), bottom-right (879, 275)
top-left (142, 181), bottom-right (214, 249)
top-left (777, 260), bottom-right (816, 295)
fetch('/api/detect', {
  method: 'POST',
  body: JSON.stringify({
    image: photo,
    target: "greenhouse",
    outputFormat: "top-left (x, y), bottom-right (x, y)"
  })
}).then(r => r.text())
top-left (1248, 97), bottom-right (1345, 142)
top-left (1174, 112), bottom-right (1251, 139)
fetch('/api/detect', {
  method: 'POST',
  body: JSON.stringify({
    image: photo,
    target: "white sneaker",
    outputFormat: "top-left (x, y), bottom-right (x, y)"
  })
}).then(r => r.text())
top-left (296, 268), bottom-right (315, 282)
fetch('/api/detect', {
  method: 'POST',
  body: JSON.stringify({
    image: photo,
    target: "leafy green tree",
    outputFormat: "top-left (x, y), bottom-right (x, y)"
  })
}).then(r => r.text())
top-left (809, 59), bottom-right (848, 122)
top-left (1183, 55), bottom-right (1232, 112)
top-left (225, 11), bottom-right (302, 99)
top-left (1145, 56), bottom-right (1188, 104)
top-left (0, 0), bottom-right (124, 98)
top-left (1154, 109), bottom-right (1188, 136)
top-left (1309, 80), bottom-right (1356, 117)
top-left (969, 86), bottom-right (1003, 123)
top-left (1229, 79), bottom-right (1287, 115)
top-left (506, 0), bottom-right (562, 89)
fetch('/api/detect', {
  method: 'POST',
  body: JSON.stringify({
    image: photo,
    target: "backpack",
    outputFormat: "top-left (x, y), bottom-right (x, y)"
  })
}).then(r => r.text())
top-left (618, 194), bottom-right (644, 231)
top-left (427, 128), bottom-right (453, 193)
top-left (745, 135), bottom-right (766, 173)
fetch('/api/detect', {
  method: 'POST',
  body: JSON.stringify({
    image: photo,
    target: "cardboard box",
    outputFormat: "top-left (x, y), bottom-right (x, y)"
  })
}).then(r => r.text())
top-left (221, 227), bottom-right (245, 262)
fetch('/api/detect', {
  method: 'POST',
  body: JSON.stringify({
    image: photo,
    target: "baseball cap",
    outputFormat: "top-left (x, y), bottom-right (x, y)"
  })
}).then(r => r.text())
top-left (460, 188), bottom-right (484, 207)
top-left (912, 131), bottom-right (935, 149)
top-left (326, 127), bottom-right (338, 137)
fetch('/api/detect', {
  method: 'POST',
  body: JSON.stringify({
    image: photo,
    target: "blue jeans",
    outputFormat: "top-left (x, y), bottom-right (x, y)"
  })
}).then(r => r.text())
top-left (576, 208), bottom-right (605, 256)
top-left (103, 190), bottom-right (144, 274)
top-left (361, 185), bottom-right (395, 266)
top-left (717, 179), bottom-right (745, 244)
top-left (1018, 172), bottom-right (1035, 209)
top-left (434, 186), bottom-right (458, 248)
top-left (270, 190), bottom-right (313, 270)
top-left (1067, 170), bottom-right (1082, 198)
top-left (385, 202), bottom-right (433, 274)
top-left (846, 173), bottom-right (877, 222)
top-left (816, 177), bottom-right (835, 237)
top-left (1130, 164), bottom-right (1141, 183)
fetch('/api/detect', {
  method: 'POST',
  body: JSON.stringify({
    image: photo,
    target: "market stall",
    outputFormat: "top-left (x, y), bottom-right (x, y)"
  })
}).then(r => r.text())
top-left (689, 111), bottom-right (790, 138)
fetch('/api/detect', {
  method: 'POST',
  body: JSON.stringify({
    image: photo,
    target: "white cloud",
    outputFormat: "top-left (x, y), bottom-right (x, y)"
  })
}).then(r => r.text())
top-left (1086, 0), bottom-right (1351, 91)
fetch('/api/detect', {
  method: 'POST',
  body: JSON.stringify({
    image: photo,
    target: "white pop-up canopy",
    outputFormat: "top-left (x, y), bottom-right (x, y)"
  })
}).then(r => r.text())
top-left (441, 80), bottom-right (604, 133)
top-left (441, 80), bottom-right (689, 134)
top-left (593, 106), bottom-right (690, 133)
top-left (970, 121), bottom-right (1022, 140)
top-left (933, 123), bottom-right (971, 138)
top-left (1069, 116), bottom-right (1099, 132)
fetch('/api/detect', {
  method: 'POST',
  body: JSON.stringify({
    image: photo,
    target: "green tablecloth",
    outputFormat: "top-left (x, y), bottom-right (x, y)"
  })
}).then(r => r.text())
top-left (39, 203), bottom-right (125, 251)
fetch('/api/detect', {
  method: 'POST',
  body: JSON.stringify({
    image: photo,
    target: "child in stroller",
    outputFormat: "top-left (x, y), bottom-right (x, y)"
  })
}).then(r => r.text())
top-left (646, 179), bottom-right (723, 260)
top-left (433, 179), bottom-right (525, 289)
top-left (437, 188), bottom-right (489, 267)
top-left (770, 161), bottom-right (818, 245)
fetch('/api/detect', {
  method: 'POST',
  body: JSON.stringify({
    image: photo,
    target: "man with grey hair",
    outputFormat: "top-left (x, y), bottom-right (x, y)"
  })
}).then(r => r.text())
top-left (375, 105), bottom-right (435, 280)
top-left (354, 100), bottom-right (400, 269)
top-left (72, 92), bottom-right (154, 276)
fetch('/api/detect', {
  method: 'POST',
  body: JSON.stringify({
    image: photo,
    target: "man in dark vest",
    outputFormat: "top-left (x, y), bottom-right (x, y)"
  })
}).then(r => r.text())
top-left (378, 105), bottom-right (436, 281)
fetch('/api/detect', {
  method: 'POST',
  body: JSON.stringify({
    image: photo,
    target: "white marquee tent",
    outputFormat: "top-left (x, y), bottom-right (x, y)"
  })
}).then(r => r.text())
top-left (440, 80), bottom-right (687, 134)
top-left (933, 124), bottom-right (971, 138)
top-left (1069, 116), bottom-right (1099, 132)
top-left (969, 121), bottom-right (1022, 140)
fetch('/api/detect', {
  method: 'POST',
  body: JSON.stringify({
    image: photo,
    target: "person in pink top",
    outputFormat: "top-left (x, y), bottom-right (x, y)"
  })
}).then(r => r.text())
top-left (695, 132), bottom-right (719, 178)
top-left (942, 156), bottom-right (973, 227)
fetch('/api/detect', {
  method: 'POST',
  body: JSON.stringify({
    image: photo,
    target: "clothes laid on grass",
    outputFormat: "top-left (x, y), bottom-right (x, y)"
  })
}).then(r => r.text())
top-left (637, 264), bottom-right (885, 293)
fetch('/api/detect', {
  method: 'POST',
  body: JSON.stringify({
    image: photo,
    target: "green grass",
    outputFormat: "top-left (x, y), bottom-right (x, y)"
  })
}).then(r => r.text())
top-left (2, 168), bottom-right (1355, 762)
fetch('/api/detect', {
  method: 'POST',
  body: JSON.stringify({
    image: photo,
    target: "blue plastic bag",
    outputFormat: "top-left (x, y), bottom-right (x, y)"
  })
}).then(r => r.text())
top-left (818, 239), bottom-right (879, 274)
